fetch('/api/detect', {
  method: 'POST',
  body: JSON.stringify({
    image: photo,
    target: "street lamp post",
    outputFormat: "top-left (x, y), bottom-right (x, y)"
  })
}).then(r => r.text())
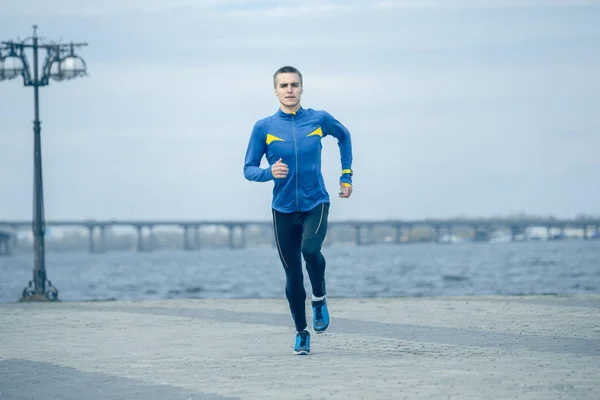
top-left (1, 25), bottom-right (88, 302)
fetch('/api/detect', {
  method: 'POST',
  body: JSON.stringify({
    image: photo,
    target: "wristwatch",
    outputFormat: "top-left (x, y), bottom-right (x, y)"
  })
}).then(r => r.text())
top-left (342, 169), bottom-right (353, 176)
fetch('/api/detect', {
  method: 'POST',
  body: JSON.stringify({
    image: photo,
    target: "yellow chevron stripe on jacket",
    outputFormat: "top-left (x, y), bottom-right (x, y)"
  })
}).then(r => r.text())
top-left (266, 134), bottom-right (285, 145)
top-left (307, 127), bottom-right (322, 137)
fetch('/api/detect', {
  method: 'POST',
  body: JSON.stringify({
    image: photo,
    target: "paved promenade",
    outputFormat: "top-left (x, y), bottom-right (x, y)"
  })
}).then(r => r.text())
top-left (1, 295), bottom-right (599, 399)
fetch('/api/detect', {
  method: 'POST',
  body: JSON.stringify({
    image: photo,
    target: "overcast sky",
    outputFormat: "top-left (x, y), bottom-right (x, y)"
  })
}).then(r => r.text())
top-left (1, 0), bottom-right (599, 222)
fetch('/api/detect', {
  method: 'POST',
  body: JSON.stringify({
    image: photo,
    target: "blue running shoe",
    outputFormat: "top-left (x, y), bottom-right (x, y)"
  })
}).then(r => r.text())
top-left (312, 298), bottom-right (330, 333)
top-left (293, 330), bottom-right (310, 355)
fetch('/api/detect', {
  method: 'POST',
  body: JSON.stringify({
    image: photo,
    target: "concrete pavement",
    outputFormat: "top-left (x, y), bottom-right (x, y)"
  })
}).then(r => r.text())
top-left (1, 295), bottom-right (599, 399)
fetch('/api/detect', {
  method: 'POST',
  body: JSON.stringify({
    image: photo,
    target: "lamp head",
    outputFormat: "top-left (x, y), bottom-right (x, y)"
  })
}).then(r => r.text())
top-left (0, 49), bottom-right (24, 81)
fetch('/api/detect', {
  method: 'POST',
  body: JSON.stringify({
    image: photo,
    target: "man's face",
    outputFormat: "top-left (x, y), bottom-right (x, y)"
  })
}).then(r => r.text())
top-left (274, 72), bottom-right (303, 109)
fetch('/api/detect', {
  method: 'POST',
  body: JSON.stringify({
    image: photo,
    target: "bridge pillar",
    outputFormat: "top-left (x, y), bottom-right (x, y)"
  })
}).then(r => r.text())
top-left (136, 226), bottom-right (144, 252)
top-left (135, 225), bottom-right (155, 251)
top-left (97, 226), bottom-right (106, 253)
top-left (354, 225), bottom-right (362, 246)
top-left (182, 225), bottom-right (192, 250)
top-left (88, 226), bottom-right (106, 253)
top-left (0, 235), bottom-right (9, 256)
top-left (88, 226), bottom-right (96, 253)
top-left (394, 225), bottom-right (402, 244)
top-left (227, 225), bottom-right (241, 249)
top-left (227, 225), bottom-right (245, 249)
top-left (182, 225), bottom-right (201, 250)
top-left (240, 225), bottom-right (247, 248)
top-left (354, 225), bottom-right (373, 245)
top-left (194, 226), bottom-right (201, 249)
top-left (10, 234), bottom-right (17, 251)
top-left (148, 225), bottom-right (155, 250)
top-left (510, 226), bottom-right (520, 241)
top-left (434, 225), bottom-right (442, 243)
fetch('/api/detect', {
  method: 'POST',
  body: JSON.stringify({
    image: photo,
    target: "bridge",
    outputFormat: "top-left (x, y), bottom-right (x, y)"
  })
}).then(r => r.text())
top-left (0, 217), bottom-right (598, 254)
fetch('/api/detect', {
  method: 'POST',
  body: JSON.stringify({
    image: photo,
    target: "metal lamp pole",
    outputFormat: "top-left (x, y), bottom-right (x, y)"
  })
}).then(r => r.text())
top-left (0, 25), bottom-right (88, 301)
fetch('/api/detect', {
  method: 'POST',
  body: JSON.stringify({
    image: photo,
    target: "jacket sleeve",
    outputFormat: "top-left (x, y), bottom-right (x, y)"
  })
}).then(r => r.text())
top-left (322, 111), bottom-right (353, 186)
top-left (243, 121), bottom-right (274, 182)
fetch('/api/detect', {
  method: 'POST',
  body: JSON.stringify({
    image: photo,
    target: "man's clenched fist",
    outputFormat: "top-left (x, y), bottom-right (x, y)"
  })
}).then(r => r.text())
top-left (271, 158), bottom-right (289, 179)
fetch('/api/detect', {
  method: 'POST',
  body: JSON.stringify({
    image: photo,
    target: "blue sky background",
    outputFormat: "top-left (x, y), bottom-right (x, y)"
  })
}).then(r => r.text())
top-left (1, 0), bottom-right (599, 221)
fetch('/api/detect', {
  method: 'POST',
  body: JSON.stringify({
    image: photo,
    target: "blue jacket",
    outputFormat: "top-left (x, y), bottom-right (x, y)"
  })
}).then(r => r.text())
top-left (244, 106), bottom-right (353, 213)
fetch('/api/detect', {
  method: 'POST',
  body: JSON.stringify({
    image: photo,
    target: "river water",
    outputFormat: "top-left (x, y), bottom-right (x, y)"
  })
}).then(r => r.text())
top-left (1, 240), bottom-right (599, 303)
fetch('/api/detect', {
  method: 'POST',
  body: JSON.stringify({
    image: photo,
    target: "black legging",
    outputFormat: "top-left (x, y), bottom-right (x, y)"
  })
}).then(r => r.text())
top-left (272, 202), bottom-right (330, 332)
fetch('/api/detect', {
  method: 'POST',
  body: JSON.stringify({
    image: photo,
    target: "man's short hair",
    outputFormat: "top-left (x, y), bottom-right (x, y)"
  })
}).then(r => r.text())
top-left (273, 66), bottom-right (303, 87)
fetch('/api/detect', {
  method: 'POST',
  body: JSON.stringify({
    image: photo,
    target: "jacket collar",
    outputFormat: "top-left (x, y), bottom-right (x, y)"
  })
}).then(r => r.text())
top-left (276, 106), bottom-right (304, 119)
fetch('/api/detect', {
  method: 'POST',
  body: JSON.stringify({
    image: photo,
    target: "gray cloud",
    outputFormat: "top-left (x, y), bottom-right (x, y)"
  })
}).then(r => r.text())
top-left (1, 0), bottom-right (599, 221)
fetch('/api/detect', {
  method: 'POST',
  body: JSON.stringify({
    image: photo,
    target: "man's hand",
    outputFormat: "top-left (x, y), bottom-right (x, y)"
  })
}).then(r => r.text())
top-left (271, 158), bottom-right (289, 179)
top-left (339, 183), bottom-right (353, 198)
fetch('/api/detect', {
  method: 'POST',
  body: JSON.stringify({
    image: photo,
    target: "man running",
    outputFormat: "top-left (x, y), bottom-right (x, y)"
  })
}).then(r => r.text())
top-left (243, 65), bottom-right (354, 355)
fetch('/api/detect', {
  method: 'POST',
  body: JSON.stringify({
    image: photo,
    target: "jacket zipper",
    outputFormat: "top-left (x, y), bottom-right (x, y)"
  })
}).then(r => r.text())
top-left (292, 113), bottom-right (299, 211)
